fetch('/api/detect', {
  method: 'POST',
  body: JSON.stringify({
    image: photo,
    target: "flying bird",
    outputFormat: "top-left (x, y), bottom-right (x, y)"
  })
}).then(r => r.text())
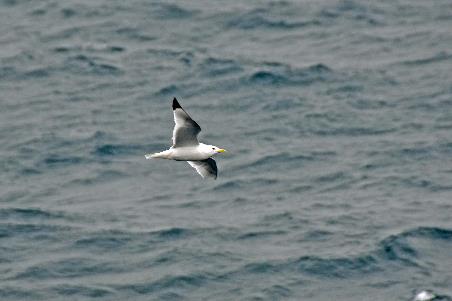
top-left (145, 98), bottom-right (226, 179)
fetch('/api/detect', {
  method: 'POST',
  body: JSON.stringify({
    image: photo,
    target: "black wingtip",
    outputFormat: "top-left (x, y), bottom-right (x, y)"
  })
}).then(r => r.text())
top-left (172, 97), bottom-right (182, 110)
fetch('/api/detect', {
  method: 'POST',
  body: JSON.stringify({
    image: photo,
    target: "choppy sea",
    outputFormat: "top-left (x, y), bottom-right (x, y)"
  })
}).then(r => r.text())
top-left (1, 0), bottom-right (452, 300)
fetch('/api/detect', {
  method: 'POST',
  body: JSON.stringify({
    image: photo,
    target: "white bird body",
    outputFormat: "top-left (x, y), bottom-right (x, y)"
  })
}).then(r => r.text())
top-left (145, 98), bottom-right (226, 179)
top-left (147, 143), bottom-right (217, 161)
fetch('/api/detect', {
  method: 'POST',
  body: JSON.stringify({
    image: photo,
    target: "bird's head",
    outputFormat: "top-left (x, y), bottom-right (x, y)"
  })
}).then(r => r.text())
top-left (202, 144), bottom-right (226, 156)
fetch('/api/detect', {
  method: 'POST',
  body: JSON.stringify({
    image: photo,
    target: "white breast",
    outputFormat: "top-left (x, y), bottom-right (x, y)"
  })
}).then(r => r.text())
top-left (170, 146), bottom-right (210, 161)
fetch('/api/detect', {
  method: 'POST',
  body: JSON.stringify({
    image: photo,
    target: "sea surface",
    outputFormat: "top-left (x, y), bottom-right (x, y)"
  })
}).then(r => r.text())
top-left (1, 0), bottom-right (452, 300)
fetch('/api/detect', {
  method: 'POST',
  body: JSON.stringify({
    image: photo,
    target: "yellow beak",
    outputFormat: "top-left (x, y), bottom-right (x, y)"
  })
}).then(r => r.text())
top-left (217, 149), bottom-right (226, 153)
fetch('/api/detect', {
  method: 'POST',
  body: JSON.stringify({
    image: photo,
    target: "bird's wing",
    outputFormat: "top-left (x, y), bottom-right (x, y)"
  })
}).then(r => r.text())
top-left (187, 158), bottom-right (218, 179)
top-left (172, 98), bottom-right (201, 147)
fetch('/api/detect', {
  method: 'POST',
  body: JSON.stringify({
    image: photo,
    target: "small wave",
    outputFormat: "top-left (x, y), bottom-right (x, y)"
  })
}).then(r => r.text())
top-left (115, 27), bottom-right (156, 41)
top-left (247, 63), bottom-right (333, 86)
top-left (319, 1), bottom-right (384, 26)
top-left (60, 7), bottom-right (77, 18)
top-left (41, 27), bottom-right (82, 42)
top-left (328, 84), bottom-right (363, 94)
top-left (0, 208), bottom-right (65, 220)
top-left (261, 98), bottom-right (300, 111)
top-left (262, 212), bottom-right (294, 222)
top-left (401, 51), bottom-right (452, 66)
top-left (227, 15), bottom-right (317, 30)
top-left (226, 227), bottom-right (452, 281)
top-left (348, 98), bottom-right (393, 110)
top-left (213, 178), bottom-right (278, 191)
top-left (155, 84), bottom-right (179, 97)
top-left (260, 212), bottom-right (310, 230)
top-left (304, 230), bottom-right (334, 241)
top-left (363, 174), bottom-right (452, 192)
top-left (225, 6), bottom-right (319, 30)
top-left (249, 71), bottom-right (288, 84)
top-left (375, 144), bottom-right (442, 165)
top-left (0, 66), bottom-right (17, 80)
top-left (243, 262), bottom-right (281, 274)
top-left (199, 57), bottom-right (243, 77)
top-left (73, 228), bottom-right (196, 252)
top-left (70, 228), bottom-right (194, 255)
top-left (74, 235), bottom-right (131, 251)
top-left (0, 287), bottom-right (39, 300)
top-left (376, 227), bottom-right (452, 268)
top-left (64, 55), bottom-right (123, 76)
top-left (233, 253), bottom-right (379, 279)
top-left (399, 177), bottom-right (452, 192)
top-left (263, 285), bottom-right (292, 299)
top-left (0, 66), bottom-right (54, 81)
top-left (296, 255), bottom-right (380, 278)
top-left (151, 3), bottom-right (198, 19)
top-left (398, 227), bottom-right (452, 241)
top-left (376, 235), bottom-right (418, 266)
top-left (115, 274), bottom-right (207, 294)
top-left (237, 230), bottom-right (287, 240)
top-left (312, 126), bottom-right (395, 137)
top-left (13, 257), bottom-right (121, 280)
top-left (288, 185), bottom-right (314, 193)
top-left (212, 181), bottom-right (242, 191)
top-left (52, 284), bottom-right (113, 298)
top-left (22, 68), bottom-right (51, 79)
top-left (307, 63), bottom-right (332, 73)
top-left (42, 155), bottom-right (86, 167)
top-left (314, 171), bottom-right (349, 183)
top-left (146, 48), bottom-right (193, 59)
top-left (156, 227), bottom-right (191, 239)
top-left (54, 44), bottom-right (125, 54)
top-left (0, 223), bottom-right (72, 239)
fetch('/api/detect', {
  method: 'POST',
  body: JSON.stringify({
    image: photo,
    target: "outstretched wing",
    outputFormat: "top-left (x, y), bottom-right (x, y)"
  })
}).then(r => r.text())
top-left (172, 98), bottom-right (201, 147)
top-left (187, 158), bottom-right (218, 179)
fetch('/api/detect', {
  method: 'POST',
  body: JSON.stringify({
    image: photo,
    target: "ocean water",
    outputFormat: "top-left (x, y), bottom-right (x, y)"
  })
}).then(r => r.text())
top-left (1, 0), bottom-right (452, 300)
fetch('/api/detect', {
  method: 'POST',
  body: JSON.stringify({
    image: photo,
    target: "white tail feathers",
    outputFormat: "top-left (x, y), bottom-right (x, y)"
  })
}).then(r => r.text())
top-left (145, 150), bottom-right (171, 159)
top-left (144, 153), bottom-right (155, 159)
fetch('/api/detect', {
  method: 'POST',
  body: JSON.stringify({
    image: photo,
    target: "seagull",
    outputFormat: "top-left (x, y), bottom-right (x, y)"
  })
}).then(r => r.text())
top-left (145, 98), bottom-right (226, 179)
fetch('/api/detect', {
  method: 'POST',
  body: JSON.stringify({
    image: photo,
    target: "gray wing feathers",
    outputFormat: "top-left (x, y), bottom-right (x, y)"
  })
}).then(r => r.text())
top-left (187, 158), bottom-right (218, 179)
top-left (172, 98), bottom-right (201, 147)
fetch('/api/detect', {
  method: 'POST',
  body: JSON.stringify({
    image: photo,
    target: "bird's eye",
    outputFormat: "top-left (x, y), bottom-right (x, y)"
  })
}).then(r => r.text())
top-left (212, 147), bottom-right (215, 150)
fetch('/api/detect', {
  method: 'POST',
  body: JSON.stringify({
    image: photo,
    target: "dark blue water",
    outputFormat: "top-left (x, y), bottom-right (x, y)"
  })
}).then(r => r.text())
top-left (1, 1), bottom-right (452, 300)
